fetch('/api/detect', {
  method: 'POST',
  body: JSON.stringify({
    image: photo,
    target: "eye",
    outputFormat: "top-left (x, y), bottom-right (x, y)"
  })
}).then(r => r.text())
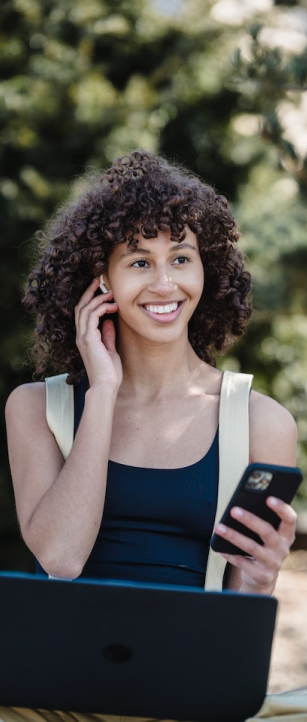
top-left (173, 255), bottom-right (190, 265)
top-left (131, 259), bottom-right (150, 268)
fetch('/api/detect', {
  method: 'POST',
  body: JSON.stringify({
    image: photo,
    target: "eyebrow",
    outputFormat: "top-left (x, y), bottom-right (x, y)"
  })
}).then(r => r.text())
top-left (118, 242), bottom-right (197, 259)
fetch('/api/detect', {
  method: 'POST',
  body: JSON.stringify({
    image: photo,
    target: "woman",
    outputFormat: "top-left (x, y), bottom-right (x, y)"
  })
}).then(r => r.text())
top-left (4, 150), bottom-right (303, 721)
top-left (6, 148), bottom-right (297, 591)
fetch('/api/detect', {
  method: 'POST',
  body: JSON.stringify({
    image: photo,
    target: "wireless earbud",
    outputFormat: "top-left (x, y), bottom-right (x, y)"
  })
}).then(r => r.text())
top-left (99, 274), bottom-right (109, 294)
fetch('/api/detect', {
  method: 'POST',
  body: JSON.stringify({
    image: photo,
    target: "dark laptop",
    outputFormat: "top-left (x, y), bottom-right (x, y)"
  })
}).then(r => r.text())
top-left (0, 572), bottom-right (277, 722)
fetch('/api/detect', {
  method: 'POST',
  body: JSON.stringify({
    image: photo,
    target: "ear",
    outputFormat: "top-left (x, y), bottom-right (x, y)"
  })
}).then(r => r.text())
top-left (99, 274), bottom-right (109, 294)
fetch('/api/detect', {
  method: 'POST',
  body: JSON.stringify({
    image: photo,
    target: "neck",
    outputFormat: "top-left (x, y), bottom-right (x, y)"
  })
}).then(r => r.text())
top-left (117, 329), bottom-right (205, 402)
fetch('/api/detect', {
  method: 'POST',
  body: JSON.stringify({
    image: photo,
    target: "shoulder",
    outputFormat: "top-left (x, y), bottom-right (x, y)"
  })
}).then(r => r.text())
top-left (249, 389), bottom-right (297, 465)
top-left (6, 381), bottom-right (46, 408)
top-left (249, 389), bottom-right (296, 431)
top-left (5, 382), bottom-right (46, 427)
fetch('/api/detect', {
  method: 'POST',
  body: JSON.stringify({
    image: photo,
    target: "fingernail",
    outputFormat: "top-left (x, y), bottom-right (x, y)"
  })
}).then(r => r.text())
top-left (216, 523), bottom-right (227, 534)
top-left (232, 507), bottom-right (243, 517)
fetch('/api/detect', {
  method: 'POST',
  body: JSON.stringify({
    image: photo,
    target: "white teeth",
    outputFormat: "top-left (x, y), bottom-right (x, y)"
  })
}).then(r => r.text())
top-left (145, 302), bottom-right (179, 314)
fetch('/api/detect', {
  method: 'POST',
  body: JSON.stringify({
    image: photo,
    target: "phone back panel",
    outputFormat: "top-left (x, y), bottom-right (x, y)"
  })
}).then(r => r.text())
top-left (211, 463), bottom-right (303, 554)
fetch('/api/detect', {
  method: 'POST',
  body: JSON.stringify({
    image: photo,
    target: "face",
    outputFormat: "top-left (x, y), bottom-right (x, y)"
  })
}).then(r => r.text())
top-left (104, 228), bottom-right (204, 346)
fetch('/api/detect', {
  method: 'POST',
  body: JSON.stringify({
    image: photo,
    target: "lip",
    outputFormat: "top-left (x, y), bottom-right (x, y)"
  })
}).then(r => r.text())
top-left (141, 300), bottom-right (185, 323)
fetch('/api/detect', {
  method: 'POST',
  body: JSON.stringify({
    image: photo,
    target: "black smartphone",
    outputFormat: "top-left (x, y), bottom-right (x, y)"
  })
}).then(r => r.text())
top-left (210, 462), bottom-right (303, 555)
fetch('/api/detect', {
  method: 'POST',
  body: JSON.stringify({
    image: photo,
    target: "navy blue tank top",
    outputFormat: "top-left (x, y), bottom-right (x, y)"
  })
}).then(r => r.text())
top-left (37, 376), bottom-right (219, 587)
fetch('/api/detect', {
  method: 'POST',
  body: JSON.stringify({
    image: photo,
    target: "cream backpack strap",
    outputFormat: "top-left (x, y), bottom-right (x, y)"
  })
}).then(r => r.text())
top-left (45, 374), bottom-right (74, 581)
top-left (205, 370), bottom-right (254, 591)
top-left (45, 374), bottom-right (74, 461)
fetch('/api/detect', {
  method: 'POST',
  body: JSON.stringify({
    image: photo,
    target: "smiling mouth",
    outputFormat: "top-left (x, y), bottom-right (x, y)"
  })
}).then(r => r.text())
top-left (143, 302), bottom-right (180, 315)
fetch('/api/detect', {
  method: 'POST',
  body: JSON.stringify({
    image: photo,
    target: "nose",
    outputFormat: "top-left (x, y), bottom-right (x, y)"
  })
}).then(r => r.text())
top-left (147, 267), bottom-right (177, 295)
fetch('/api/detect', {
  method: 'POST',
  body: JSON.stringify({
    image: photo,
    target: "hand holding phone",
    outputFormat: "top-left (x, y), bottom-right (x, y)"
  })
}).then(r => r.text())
top-left (210, 463), bottom-right (303, 555)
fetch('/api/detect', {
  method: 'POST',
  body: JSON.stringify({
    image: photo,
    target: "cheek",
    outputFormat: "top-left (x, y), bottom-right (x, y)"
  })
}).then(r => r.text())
top-left (111, 281), bottom-right (136, 310)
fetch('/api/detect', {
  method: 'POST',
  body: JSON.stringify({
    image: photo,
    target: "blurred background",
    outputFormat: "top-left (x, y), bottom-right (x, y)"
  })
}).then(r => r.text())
top-left (1, 0), bottom-right (307, 572)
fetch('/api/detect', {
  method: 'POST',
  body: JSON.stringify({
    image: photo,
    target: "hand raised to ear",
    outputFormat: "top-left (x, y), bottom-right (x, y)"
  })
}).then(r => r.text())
top-left (75, 278), bottom-right (122, 391)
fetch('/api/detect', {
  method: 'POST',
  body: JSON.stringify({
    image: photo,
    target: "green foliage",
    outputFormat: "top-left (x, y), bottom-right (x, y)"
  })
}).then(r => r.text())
top-left (229, 9), bottom-right (307, 195)
top-left (1, 0), bottom-right (307, 568)
top-left (230, 164), bottom-right (307, 498)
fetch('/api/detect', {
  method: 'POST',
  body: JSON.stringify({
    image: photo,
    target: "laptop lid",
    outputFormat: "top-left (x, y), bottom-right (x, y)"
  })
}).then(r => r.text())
top-left (0, 573), bottom-right (277, 722)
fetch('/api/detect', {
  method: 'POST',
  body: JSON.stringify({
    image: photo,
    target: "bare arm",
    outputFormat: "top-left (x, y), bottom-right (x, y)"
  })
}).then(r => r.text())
top-left (6, 279), bottom-right (122, 579)
top-left (221, 391), bottom-right (298, 595)
top-left (6, 382), bottom-right (117, 578)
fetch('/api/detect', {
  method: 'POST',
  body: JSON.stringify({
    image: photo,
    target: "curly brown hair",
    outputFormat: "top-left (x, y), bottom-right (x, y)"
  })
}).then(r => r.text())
top-left (24, 150), bottom-right (251, 383)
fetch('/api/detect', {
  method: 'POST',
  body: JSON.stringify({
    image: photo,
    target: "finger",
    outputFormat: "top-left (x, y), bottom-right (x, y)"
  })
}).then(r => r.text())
top-left (77, 301), bottom-right (118, 342)
top-left (215, 503), bottom-right (294, 564)
top-left (75, 280), bottom-right (114, 325)
top-left (214, 521), bottom-right (272, 562)
top-left (266, 497), bottom-right (297, 544)
top-left (75, 278), bottom-right (99, 316)
top-left (102, 319), bottom-right (117, 353)
top-left (230, 505), bottom-right (277, 543)
top-left (75, 280), bottom-right (101, 328)
top-left (220, 553), bottom-right (278, 590)
top-left (76, 290), bottom-right (116, 332)
top-left (75, 294), bottom-right (110, 327)
top-left (230, 500), bottom-right (297, 547)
